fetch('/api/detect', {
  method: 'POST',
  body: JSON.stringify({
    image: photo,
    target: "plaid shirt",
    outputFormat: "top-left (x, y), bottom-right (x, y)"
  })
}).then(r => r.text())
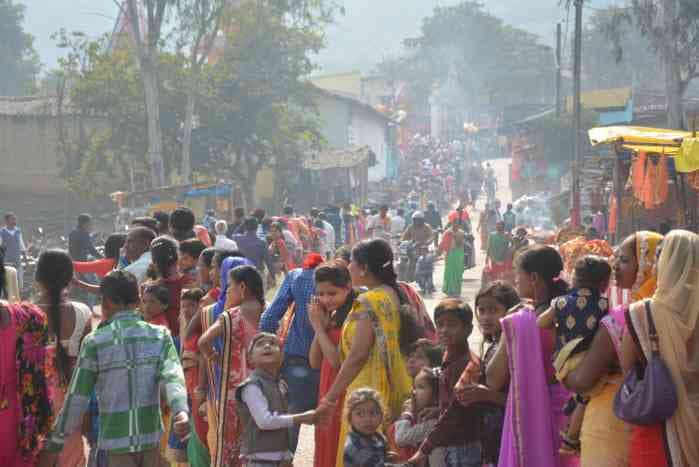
top-left (45, 311), bottom-right (188, 454)
top-left (343, 430), bottom-right (388, 467)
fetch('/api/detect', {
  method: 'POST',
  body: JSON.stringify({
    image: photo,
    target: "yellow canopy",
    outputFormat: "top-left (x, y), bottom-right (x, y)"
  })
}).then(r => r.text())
top-left (621, 144), bottom-right (681, 155)
top-left (588, 126), bottom-right (691, 146)
top-left (677, 138), bottom-right (699, 173)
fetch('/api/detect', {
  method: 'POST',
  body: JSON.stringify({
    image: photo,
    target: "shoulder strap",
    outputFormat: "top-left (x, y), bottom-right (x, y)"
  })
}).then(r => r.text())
top-left (644, 300), bottom-right (660, 355)
top-left (625, 305), bottom-right (648, 369)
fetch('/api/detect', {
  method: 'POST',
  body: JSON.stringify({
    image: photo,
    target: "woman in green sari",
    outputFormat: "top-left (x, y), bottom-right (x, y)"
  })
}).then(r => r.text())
top-left (438, 222), bottom-right (466, 297)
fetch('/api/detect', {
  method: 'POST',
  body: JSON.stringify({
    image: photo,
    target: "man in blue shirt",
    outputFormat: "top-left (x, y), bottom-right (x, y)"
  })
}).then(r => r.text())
top-left (0, 212), bottom-right (26, 290)
top-left (259, 264), bottom-right (318, 453)
top-left (232, 217), bottom-right (274, 277)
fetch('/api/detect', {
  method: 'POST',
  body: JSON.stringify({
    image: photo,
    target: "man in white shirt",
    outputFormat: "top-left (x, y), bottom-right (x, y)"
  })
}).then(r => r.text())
top-left (391, 208), bottom-right (407, 236)
top-left (367, 205), bottom-right (392, 240)
top-left (122, 227), bottom-right (156, 284)
top-left (214, 220), bottom-right (239, 251)
top-left (318, 212), bottom-right (336, 256)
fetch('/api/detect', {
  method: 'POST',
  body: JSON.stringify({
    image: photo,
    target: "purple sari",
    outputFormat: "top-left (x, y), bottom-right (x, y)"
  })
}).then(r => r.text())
top-left (498, 307), bottom-right (579, 467)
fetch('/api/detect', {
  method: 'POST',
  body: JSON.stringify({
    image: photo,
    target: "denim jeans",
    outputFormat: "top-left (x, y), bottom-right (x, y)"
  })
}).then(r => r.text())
top-left (281, 355), bottom-right (320, 452)
top-left (444, 442), bottom-right (482, 467)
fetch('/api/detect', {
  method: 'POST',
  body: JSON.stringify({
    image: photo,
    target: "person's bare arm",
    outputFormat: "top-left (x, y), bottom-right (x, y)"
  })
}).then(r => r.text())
top-left (563, 326), bottom-right (616, 394)
top-left (620, 329), bottom-right (640, 375)
top-left (485, 339), bottom-right (509, 391)
top-left (537, 306), bottom-right (556, 329)
top-left (198, 318), bottom-right (224, 362)
top-left (309, 335), bottom-right (323, 370)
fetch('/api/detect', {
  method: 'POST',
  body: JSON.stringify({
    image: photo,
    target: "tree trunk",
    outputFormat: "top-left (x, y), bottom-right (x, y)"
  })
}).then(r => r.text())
top-left (181, 88), bottom-right (195, 183)
top-left (142, 56), bottom-right (166, 187)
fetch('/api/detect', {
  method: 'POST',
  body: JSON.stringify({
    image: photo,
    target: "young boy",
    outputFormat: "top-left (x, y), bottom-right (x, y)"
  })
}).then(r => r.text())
top-left (235, 333), bottom-right (316, 467)
top-left (38, 270), bottom-right (189, 467)
top-left (411, 299), bottom-right (481, 467)
top-left (179, 239), bottom-right (207, 282)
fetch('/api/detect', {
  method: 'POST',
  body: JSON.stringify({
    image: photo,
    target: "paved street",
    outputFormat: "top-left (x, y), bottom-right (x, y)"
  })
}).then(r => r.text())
top-left (293, 158), bottom-right (512, 466)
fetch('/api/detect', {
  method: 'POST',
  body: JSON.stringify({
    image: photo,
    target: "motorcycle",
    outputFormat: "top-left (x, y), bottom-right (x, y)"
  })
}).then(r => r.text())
top-left (396, 241), bottom-right (416, 283)
top-left (415, 249), bottom-right (436, 295)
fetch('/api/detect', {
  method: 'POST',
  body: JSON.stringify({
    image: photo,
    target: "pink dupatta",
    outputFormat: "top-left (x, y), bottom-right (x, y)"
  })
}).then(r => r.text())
top-left (499, 307), bottom-right (572, 467)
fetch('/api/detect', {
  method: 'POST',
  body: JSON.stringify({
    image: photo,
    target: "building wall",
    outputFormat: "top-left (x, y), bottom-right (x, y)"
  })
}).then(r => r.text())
top-left (351, 107), bottom-right (388, 182)
top-left (317, 94), bottom-right (350, 148)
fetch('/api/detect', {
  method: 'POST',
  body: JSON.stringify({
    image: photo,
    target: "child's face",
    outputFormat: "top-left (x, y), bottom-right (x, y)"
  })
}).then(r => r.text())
top-left (406, 348), bottom-right (429, 378)
top-left (179, 253), bottom-right (197, 272)
top-left (315, 281), bottom-right (352, 312)
top-left (226, 279), bottom-right (245, 308)
top-left (477, 296), bottom-right (506, 338)
top-left (181, 298), bottom-right (198, 321)
top-left (436, 312), bottom-right (469, 348)
top-left (141, 292), bottom-right (166, 320)
top-left (412, 371), bottom-right (435, 411)
top-left (350, 400), bottom-right (383, 436)
top-left (249, 336), bottom-right (283, 370)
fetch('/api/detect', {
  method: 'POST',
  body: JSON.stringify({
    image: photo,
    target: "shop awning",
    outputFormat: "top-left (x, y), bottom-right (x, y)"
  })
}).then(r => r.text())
top-left (588, 126), bottom-right (691, 146)
top-left (621, 144), bottom-right (680, 155)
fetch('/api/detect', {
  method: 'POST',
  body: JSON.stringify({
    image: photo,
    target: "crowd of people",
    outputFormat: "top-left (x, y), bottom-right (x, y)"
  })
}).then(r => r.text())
top-left (1, 195), bottom-right (698, 467)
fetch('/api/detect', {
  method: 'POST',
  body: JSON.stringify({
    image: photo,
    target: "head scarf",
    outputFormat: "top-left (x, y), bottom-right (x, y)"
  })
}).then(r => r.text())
top-left (212, 256), bottom-right (254, 322)
top-left (650, 230), bottom-right (699, 465)
top-left (631, 230), bottom-right (664, 300)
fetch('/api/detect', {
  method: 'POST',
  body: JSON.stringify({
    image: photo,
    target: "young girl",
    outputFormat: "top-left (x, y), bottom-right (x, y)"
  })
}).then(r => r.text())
top-left (179, 288), bottom-right (209, 465)
top-left (308, 261), bottom-right (358, 467)
top-left (392, 368), bottom-right (446, 466)
top-left (140, 284), bottom-right (170, 327)
top-left (405, 338), bottom-right (443, 379)
top-left (343, 388), bottom-right (395, 467)
top-left (235, 332), bottom-right (316, 466)
top-left (198, 265), bottom-right (265, 467)
top-left (538, 255), bottom-right (612, 456)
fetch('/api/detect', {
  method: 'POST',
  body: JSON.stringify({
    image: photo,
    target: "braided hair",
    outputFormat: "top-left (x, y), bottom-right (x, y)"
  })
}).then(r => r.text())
top-left (148, 236), bottom-right (179, 280)
top-left (351, 239), bottom-right (420, 354)
top-left (35, 249), bottom-right (74, 386)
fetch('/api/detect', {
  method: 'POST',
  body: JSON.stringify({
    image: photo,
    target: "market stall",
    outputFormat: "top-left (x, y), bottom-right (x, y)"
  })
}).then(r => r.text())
top-left (588, 126), bottom-right (699, 241)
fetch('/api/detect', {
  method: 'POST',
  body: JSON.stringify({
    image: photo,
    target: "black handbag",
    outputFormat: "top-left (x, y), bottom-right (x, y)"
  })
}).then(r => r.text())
top-left (613, 300), bottom-right (678, 425)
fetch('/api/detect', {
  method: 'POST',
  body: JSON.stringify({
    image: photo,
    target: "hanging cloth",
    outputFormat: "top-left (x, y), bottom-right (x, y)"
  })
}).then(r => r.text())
top-left (641, 154), bottom-right (669, 209)
top-left (631, 152), bottom-right (648, 200)
top-left (676, 138), bottom-right (699, 173)
top-left (608, 193), bottom-right (618, 235)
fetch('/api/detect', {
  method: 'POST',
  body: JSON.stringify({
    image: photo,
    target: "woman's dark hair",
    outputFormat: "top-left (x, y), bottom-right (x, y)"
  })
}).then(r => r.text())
top-left (229, 265), bottom-right (265, 306)
top-left (315, 261), bottom-right (356, 328)
top-left (515, 245), bottom-right (569, 300)
top-left (475, 280), bottom-right (520, 312)
top-left (0, 245), bottom-right (6, 299)
top-left (574, 255), bottom-right (612, 290)
top-left (179, 239), bottom-right (206, 260)
top-left (351, 239), bottom-right (420, 354)
top-left (148, 236), bottom-right (179, 280)
top-left (35, 249), bottom-right (74, 385)
top-left (182, 288), bottom-right (206, 303)
top-left (143, 284), bottom-right (170, 307)
top-left (104, 233), bottom-right (127, 260)
top-left (200, 247), bottom-right (217, 268)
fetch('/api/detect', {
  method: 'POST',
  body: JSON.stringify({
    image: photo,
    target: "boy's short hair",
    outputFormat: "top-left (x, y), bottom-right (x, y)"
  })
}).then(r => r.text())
top-left (410, 338), bottom-right (443, 367)
top-left (247, 332), bottom-right (280, 357)
top-left (434, 298), bottom-right (474, 327)
top-left (100, 270), bottom-right (140, 306)
top-left (142, 284), bottom-right (170, 307)
top-left (182, 288), bottom-right (205, 303)
top-left (179, 238), bottom-right (207, 260)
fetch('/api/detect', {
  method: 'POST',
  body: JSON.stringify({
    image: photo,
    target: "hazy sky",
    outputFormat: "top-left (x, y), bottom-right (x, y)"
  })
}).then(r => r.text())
top-left (19, 0), bottom-right (614, 74)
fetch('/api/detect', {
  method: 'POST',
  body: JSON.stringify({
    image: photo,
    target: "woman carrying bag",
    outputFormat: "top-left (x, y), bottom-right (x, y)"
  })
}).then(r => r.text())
top-left (620, 230), bottom-right (699, 467)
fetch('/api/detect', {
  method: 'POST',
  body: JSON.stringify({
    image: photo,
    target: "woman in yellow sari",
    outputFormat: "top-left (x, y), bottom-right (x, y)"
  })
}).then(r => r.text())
top-left (317, 239), bottom-right (418, 467)
top-left (563, 230), bottom-right (663, 466)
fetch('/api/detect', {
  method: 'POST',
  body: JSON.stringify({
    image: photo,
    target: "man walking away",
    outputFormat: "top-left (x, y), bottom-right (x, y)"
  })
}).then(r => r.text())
top-left (38, 270), bottom-right (189, 467)
top-left (0, 212), bottom-right (27, 290)
top-left (69, 214), bottom-right (102, 261)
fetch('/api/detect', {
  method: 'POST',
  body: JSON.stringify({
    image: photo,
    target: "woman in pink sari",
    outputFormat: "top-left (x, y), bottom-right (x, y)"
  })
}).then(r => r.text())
top-left (487, 245), bottom-right (579, 467)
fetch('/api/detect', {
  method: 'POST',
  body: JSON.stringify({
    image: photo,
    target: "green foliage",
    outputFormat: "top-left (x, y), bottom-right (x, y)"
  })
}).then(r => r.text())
top-left (0, 0), bottom-right (39, 95)
top-left (192, 0), bottom-right (330, 196)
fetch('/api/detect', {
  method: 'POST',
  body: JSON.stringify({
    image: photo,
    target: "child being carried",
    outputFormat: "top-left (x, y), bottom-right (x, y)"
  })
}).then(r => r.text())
top-left (538, 255), bottom-right (612, 456)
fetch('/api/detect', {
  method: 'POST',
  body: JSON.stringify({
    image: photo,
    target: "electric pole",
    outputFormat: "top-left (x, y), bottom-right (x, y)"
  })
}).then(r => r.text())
top-left (556, 22), bottom-right (562, 117)
top-left (572, 0), bottom-right (583, 227)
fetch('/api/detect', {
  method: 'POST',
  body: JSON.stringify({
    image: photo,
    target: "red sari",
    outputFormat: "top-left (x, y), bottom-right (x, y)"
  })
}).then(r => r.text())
top-left (314, 326), bottom-right (343, 467)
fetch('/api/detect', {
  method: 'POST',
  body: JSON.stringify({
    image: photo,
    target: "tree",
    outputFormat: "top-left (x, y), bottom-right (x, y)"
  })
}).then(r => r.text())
top-left (0, 0), bottom-right (39, 95)
top-left (606, 1), bottom-right (699, 128)
top-left (192, 0), bottom-right (333, 208)
top-left (114, 0), bottom-right (177, 188)
top-left (52, 31), bottom-right (186, 199)
top-left (175, 0), bottom-right (227, 184)
top-left (377, 2), bottom-right (554, 116)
